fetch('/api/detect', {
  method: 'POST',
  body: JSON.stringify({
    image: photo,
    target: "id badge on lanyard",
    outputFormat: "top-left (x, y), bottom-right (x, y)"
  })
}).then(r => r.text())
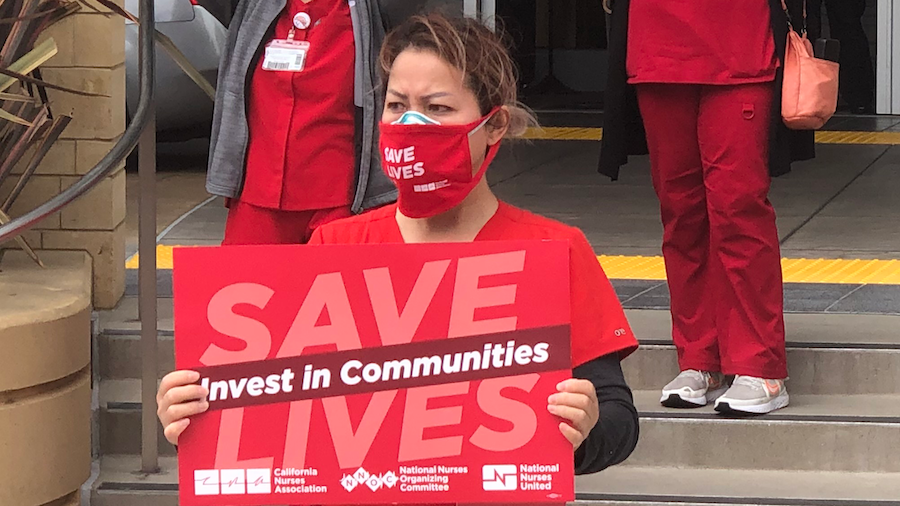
top-left (262, 39), bottom-right (310, 72)
top-left (262, 11), bottom-right (313, 72)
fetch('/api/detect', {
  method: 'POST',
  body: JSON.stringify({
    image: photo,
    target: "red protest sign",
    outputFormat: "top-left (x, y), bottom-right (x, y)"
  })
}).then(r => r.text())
top-left (173, 241), bottom-right (574, 506)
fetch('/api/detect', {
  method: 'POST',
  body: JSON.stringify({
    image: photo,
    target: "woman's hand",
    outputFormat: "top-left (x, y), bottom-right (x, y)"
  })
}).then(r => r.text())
top-left (157, 370), bottom-right (210, 446)
top-left (547, 379), bottom-right (600, 450)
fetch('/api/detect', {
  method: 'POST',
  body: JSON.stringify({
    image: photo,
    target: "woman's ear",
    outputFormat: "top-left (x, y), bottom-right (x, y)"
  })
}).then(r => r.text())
top-left (486, 107), bottom-right (511, 146)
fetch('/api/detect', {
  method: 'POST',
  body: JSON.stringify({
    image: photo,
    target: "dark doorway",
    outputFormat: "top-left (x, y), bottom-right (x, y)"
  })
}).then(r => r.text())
top-left (496, 0), bottom-right (609, 111)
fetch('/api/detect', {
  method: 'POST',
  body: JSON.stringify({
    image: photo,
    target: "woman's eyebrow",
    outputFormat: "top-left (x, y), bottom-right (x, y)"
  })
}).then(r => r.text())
top-left (386, 89), bottom-right (453, 100)
top-left (422, 92), bottom-right (452, 100)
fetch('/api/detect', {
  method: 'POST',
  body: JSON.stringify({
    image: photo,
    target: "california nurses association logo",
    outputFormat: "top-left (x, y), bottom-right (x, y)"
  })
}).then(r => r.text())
top-left (194, 469), bottom-right (272, 496)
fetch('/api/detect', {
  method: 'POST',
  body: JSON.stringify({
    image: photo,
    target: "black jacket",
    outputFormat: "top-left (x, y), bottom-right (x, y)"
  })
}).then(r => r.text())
top-left (598, 0), bottom-right (816, 180)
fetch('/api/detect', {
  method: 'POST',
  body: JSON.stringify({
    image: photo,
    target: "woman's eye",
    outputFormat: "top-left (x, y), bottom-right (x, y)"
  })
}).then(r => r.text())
top-left (428, 104), bottom-right (452, 113)
top-left (387, 102), bottom-right (407, 112)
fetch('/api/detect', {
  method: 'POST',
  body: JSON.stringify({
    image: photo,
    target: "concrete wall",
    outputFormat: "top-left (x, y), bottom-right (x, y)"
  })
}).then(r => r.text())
top-left (1, 0), bottom-right (126, 310)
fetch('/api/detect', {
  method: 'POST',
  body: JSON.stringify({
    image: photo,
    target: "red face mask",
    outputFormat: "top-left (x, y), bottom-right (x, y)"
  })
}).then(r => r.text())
top-left (379, 108), bottom-right (502, 219)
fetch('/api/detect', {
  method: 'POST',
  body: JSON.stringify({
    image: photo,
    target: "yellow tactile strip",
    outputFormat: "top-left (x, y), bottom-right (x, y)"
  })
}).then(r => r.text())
top-left (522, 127), bottom-right (900, 145)
top-left (598, 255), bottom-right (900, 285)
top-left (127, 246), bottom-right (900, 285)
top-left (126, 245), bottom-right (175, 269)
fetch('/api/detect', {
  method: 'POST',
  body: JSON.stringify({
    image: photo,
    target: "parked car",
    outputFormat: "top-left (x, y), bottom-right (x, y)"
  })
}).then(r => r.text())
top-left (124, 0), bottom-right (226, 140)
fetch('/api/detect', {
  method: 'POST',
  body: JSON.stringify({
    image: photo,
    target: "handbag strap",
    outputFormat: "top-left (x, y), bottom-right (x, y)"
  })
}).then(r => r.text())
top-left (781, 0), bottom-right (808, 35)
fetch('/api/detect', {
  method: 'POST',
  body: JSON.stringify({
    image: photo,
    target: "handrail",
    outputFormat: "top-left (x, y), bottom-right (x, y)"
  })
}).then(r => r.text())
top-left (0, 0), bottom-right (156, 244)
top-left (135, 0), bottom-right (159, 475)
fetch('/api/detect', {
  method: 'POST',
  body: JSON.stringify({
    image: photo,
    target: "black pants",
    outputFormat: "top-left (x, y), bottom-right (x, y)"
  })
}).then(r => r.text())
top-left (807, 0), bottom-right (875, 111)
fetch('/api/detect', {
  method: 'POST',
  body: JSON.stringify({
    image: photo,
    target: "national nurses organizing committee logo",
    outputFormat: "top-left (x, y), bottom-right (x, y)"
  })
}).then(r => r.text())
top-left (340, 467), bottom-right (399, 493)
top-left (482, 465), bottom-right (517, 491)
top-left (194, 469), bottom-right (272, 496)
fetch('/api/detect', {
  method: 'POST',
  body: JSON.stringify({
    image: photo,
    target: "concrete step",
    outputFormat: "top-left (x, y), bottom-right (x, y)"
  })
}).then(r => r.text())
top-left (624, 345), bottom-right (900, 395)
top-left (97, 310), bottom-right (900, 392)
top-left (100, 333), bottom-right (900, 396)
top-left (91, 455), bottom-right (900, 506)
top-left (576, 465), bottom-right (900, 505)
top-left (100, 379), bottom-right (174, 457)
top-left (623, 310), bottom-right (900, 395)
top-left (91, 455), bottom-right (178, 506)
top-left (99, 379), bottom-right (900, 472)
top-left (628, 391), bottom-right (900, 472)
top-left (98, 332), bottom-right (174, 380)
top-left (627, 310), bottom-right (900, 348)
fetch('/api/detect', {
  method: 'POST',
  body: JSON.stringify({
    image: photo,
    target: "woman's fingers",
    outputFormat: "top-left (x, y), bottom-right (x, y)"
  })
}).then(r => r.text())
top-left (556, 378), bottom-right (595, 396)
top-left (549, 378), bottom-right (601, 450)
top-left (157, 370), bottom-right (201, 405)
top-left (548, 391), bottom-right (591, 411)
top-left (162, 384), bottom-right (209, 409)
top-left (558, 421), bottom-right (585, 449)
top-left (164, 418), bottom-right (191, 446)
top-left (156, 370), bottom-right (209, 446)
top-left (165, 399), bottom-right (210, 424)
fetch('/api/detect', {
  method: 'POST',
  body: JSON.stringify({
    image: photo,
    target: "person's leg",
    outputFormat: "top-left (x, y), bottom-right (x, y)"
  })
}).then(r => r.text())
top-left (823, 0), bottom-right (875, 112)
top-left (697, 83), bottom-right (787, 384)
top-left (222, 200), bottom-right (315, 245)
top-left (636, 84), bottom-right (721, 375)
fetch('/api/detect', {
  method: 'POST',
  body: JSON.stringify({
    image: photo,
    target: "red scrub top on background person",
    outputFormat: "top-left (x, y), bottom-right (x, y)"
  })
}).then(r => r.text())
top-left (224, 0), bottom-right (358, 245)
top-left (626, 0), bottom-right (778, 85)
top-left (243, 0), bottom-right (357, 210)
top-left (309, 202), bottom-right (640, 365)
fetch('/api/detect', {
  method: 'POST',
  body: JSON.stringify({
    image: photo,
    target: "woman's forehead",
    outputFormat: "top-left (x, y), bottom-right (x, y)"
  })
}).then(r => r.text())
top-left (390, 49), bottom-right (466, 86)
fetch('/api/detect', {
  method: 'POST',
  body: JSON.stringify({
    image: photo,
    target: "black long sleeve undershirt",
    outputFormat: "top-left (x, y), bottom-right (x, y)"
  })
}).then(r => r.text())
top-left (571, 352), bottom-right (640, 474)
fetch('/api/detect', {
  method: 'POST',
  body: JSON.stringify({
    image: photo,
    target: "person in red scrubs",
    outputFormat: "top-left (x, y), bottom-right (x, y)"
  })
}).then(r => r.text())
top-left (627, 1), bottom-right (790, 414)
top-left (222, 0), bottom-right (358, 245)
top-left (213, 0), bottom-right (427, 246)
top-left (158, 13), bottom-right (640, 475)
top-left (223, 0), bottom-right (356, 245)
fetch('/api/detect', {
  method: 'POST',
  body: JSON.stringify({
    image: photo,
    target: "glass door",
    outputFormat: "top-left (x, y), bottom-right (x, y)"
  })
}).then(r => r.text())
top-left (877, 0), bottom-right (900, 114)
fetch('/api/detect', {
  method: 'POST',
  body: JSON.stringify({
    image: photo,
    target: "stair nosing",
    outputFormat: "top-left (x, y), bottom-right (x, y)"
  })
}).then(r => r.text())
top-left (103, 401), bottom-right (900, 425)
top-left (639, 339), bottom-right (900, 351)
top-left (98, 331), bottom-right (900, 351)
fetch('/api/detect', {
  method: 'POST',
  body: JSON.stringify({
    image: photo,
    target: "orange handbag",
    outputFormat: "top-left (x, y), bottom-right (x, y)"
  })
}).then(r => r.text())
top-left (781, 0), bottom-right (840, 130)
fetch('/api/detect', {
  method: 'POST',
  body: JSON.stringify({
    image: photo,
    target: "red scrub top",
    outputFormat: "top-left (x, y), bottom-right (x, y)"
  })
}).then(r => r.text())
top-left (242, 0), bottom-right (357, 211)
top-left (309, 202), bottom-right (639, 367)
top-left (627, 0), bottom-right (778, 85)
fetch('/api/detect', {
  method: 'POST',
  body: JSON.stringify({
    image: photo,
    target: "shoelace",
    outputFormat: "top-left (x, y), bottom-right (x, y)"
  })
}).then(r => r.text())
top-left (733, 375), bottom-right (768, 390)
top-left (678, 369), bottom-right (708, 382)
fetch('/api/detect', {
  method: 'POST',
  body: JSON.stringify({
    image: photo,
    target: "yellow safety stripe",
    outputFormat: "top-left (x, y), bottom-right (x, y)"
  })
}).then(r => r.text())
top-left (522, 127), bottom-right (900, 145)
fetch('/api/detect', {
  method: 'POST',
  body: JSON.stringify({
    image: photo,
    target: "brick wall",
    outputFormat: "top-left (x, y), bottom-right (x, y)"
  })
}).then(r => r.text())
top-left (1, 0), bottom-right (126, 309)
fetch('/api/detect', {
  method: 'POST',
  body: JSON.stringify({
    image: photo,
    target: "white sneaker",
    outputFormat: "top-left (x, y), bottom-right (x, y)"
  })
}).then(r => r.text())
top-left (714, 375), bottom-right (790, 415)
top-left (660, 370), bottom-right (728, 408)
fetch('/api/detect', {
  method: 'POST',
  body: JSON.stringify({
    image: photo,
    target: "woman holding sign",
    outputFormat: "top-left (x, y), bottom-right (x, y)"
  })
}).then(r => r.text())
top-left (159, 13), bottom-right (640, 475)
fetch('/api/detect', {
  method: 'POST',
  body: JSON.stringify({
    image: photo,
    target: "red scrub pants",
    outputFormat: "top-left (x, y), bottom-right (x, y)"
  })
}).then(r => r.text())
top-left (222, 199), bottom-right (352, 245)
top-left (636, 82), bottom-right (788, 380)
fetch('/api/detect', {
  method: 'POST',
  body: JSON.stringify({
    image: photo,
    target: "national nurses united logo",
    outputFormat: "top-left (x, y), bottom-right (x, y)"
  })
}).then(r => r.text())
top-left (340, 467), bottom-right (399, 493)
top-left (482, 465), bottom-right (517, 491)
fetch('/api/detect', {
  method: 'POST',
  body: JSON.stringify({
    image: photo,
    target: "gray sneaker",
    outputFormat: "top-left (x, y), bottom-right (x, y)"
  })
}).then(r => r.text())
top-left (660, 370), bottom-right (727, 408)
top-left (714, 375), bottom-right (790, 415)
